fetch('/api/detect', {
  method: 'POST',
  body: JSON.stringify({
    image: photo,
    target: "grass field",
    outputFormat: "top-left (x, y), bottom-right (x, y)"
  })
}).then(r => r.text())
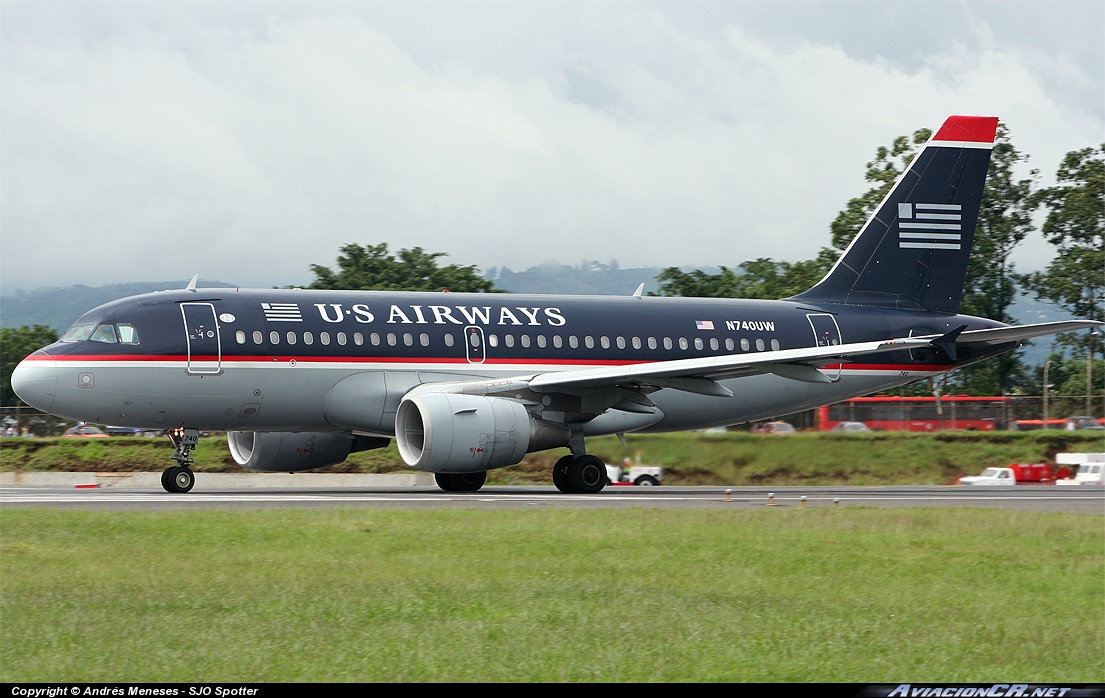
top-left (3, 430), bottom-right (1103, 485)
top-left (2, 507), bottom-right (1101, 682)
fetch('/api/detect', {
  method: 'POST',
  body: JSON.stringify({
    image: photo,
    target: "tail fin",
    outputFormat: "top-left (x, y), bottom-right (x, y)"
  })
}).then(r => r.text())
top-left (791, 115), bottom-right (998, 313)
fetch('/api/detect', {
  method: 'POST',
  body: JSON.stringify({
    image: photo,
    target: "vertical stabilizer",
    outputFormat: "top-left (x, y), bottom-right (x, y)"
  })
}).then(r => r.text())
top-left (791, 115), bottom-right (998, 312)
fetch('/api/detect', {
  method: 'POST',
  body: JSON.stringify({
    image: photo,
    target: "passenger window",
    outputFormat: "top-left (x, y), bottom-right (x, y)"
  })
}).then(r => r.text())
top-left (648, 337), bottom-right (657, 350)
top-left (488, 334), bottom-right (499, 348)
top-left (286, 332), bottom-right (297, 345)
top-left (740, 338), bottom-right (749, 351)
top-left (420, 333), bottom-right (430, 347)
top-left (725, 338), bottom-right (734, 351)
top-left (387, 333), bottom-right (396, 346)
top-left (303, 332), bottom-right (314, 345)
top-left (771, 339), bottom-right (780, 351)
top-left (710, 338), bottom-right (719, 351)
top-left (694, 338), bottom-right (703, 350)
top-left (370, 333), bottom-right (380, 346)
top-left (756, 339), bottom-right (765, 351)
top-left (585, 336), bottom-right (595, 349)
top-left (663, 337), bottom-right (673, 350)
top-left (403, 333), bottom-right (413, 347)
top-left (632, 337), bottom-right (642, 350)
top-left (354, 333), bottom-right (364, 346)
top-left (270, 331), bottom-right (280, 344)
top-left (321, 332), bottom-right (331, 346)
top-left (504, 334), bottom-right (515, 348)
top-left (553, 336), bottom-right (563, 348)
top-left (444, 334), bottom-right (455, 347)
top-left (337, 332), bottom-right (347, 346)
top-left (253, 331), bottom-right (263, 345)
top-left (90, 324), bottom-right (118, 344)
top-left (568, 336), bottom-right (578, 349)
top-left (678, 337), bottom-right (688, 350)
top-left (520, 335), bottom-right (531, 348)
top-left (600, 336), bottom-right (609, 349)
top-left (235, 331), bottom-right (246, 344)
top-left (117, 324), bottom-right (141, 345)
top-left (537, 335), bottom-right (547, 348)
top-left (616, 337), bottom-right (625, 349)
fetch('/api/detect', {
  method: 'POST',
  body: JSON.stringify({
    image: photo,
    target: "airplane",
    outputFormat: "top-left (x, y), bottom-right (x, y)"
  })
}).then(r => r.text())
top-left (11, 114), bottom-right (1101, 494)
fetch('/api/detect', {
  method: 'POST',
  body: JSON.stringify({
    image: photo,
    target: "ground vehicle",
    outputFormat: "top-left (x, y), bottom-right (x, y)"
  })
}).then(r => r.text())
top-left (1056, 453), bottom-right (1105, 485)
top-left (819, 395), bottom-right (1006, 432)
top-left (751, 421), bottom-right (796, 434)
top-left (605, 459), bottom-right (663, 486)
top-left (830, 421), bottom-right (870, 433)
top-left (62, 425), bottom-right (110, 438)
top-left (959, 463), bottom-right (1072, 485)
top-left (1065, 416), bottom-right (1105, 430)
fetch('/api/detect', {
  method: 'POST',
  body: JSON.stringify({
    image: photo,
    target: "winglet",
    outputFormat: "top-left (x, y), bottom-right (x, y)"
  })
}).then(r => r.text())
top-left (632, 283), bottom-right (645, 298)
top-left (931, 325), bottom-right (968, 361)
top-left (185, 274), bottom-right (199, 292)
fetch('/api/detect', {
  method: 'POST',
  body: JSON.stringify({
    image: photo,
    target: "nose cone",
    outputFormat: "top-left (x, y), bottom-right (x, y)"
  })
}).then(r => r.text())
top-left (11, 351), bottom-right (57, 412)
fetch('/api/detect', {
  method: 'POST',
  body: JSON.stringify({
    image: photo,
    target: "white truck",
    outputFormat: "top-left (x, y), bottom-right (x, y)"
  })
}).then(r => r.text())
top-left (1055, 452), bottom-right (1105, 486)
top-left (606, 458), bottom-right (663, 486)
top-left (958, 462), bottom-right (1071, 486)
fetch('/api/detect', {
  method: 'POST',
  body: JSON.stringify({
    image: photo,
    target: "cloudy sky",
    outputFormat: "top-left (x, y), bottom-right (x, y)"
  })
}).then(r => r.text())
top-left (2, 0), bottom-right (1102, 292)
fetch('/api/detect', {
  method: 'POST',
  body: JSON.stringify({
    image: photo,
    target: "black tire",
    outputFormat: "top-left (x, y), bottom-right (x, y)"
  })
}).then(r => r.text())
top-left (567, 455), bottom-right (606, 494)
top-left (634, 475), bottom-right (660, 487)
top-left (172, 467), bottom-right (195, 493)
top-left (161, 468), bottom-right (175, 493)
top-left (552, 455), bottom-right (573, 493)
top-left (435, 471), bottom-right (487, 492)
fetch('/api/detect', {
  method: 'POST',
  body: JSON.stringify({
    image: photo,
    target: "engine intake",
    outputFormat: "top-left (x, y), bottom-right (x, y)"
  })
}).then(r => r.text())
top-left (227, 431), bottom-right (387, 472)
top-left (395, 393), bottom-right (569, 473)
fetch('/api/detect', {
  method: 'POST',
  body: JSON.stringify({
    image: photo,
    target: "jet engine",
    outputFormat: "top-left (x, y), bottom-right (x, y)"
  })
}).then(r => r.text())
top-left (227, 431), bottom-right (388, 472)
top-left (394, 393), bottom-right (569, 473)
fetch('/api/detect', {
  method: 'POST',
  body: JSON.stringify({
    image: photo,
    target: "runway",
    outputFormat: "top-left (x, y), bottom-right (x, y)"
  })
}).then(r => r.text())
top-left (2, 484), bottom-right (1102, 514)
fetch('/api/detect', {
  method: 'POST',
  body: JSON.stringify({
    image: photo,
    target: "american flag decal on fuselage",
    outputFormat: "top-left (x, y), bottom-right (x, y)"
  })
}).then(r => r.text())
top-left (897, 202), bottom-right (962, 250)
top-left (261, 302), bottom-right (303, 322)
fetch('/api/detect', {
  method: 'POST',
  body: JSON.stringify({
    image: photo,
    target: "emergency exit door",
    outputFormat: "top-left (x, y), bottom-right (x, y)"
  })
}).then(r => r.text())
top-left (807, 314), bottom-right (842, 347)
top-left (181, 303), bottom-right (222, 374)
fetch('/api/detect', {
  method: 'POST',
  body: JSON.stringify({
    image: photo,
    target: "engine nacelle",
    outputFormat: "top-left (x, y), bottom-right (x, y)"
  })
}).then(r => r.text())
top-left (395, 393), bottom-right (569, 473)
top-left (227, 431), bottom-right (385, 472)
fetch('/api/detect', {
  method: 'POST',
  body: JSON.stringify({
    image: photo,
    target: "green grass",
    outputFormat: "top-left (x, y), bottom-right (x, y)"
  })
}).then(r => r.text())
top-left (4, 431), bottom-right (1103, 486)
top-left (2, 507), bottom-right (1101, 682)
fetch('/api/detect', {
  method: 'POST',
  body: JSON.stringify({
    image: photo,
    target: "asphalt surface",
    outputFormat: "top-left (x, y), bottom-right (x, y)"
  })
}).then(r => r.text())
top-left (2, 484), bottom-right (1102, 513)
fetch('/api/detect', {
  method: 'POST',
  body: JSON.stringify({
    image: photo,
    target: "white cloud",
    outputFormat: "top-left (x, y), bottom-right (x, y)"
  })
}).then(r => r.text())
top-left (1, 3), bottom-right (1100, 291)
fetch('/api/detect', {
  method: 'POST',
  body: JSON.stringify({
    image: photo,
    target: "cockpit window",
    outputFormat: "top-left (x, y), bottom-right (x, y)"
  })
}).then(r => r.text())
top-left (116, 323), bottom-right (140, 345)
top-left (60, 322), bottom-right (141, 345)
top-left (60, 324), bottom-right (95, 342)
top-left (89, 324), bottom-right (118, 344)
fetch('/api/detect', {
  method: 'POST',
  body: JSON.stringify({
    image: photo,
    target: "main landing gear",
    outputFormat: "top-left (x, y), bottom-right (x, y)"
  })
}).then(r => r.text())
top-left (552, 454), bottom-right (607, 494)
top-left (435, 471), bottom-right (487, 492)
top-left (162, 426), bottom-right (199, 493)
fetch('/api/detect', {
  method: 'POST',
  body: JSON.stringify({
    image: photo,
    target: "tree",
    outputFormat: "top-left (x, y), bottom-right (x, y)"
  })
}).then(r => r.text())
top-left (307, 243), bottom-right (499, 293)
top-left (829, 127), bottom-right (932, 252)
top-left (1020, 145), bottom-right (1105, 352)
top-left (1, 325), bottom-right (59, 406)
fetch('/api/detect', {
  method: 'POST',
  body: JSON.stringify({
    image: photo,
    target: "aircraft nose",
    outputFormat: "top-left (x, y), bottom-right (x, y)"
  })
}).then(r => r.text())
top-left (11, 350), bottom-right (57, 413)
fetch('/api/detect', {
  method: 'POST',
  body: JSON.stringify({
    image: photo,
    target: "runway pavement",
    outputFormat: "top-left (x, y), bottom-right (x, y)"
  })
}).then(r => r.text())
top-left (2, 483), bottom-right (1102, 513)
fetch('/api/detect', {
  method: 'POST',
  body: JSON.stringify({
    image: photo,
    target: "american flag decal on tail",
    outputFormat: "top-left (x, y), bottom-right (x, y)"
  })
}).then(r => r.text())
top-left (261, 302), bottom-right (303, 322)
top-left (897, 202), bottom-right (963, 250)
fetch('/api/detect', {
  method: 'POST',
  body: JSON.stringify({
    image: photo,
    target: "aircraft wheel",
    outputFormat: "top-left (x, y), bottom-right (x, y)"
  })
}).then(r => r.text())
top-left (160, 468), bottom-right (175, 493)
top-left (552, 455), bottom-right (573, 493)
top-left (567, 455), bottom-right (607, 494)
top-left (435, 471), bottom-right (486, 492)
top-left (171, 467), bottom-right (195, 493)
top-left (634, 475), bottom-right (660, 487)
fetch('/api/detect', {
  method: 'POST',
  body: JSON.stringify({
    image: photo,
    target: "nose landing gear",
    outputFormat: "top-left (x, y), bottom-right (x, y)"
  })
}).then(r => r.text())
top-left (163, 426), bottom-right (199, 493)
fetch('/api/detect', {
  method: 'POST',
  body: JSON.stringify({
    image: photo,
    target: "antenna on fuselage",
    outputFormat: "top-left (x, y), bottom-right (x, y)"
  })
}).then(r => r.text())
top-left (185, 274), bottom-right (199, 292)
top-left (631, 283), bottom-right (645, 298)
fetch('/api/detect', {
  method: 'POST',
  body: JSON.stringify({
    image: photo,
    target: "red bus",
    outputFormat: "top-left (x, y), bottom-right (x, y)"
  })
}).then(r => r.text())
top-left (818, 395), bottom-right (1009, 432)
